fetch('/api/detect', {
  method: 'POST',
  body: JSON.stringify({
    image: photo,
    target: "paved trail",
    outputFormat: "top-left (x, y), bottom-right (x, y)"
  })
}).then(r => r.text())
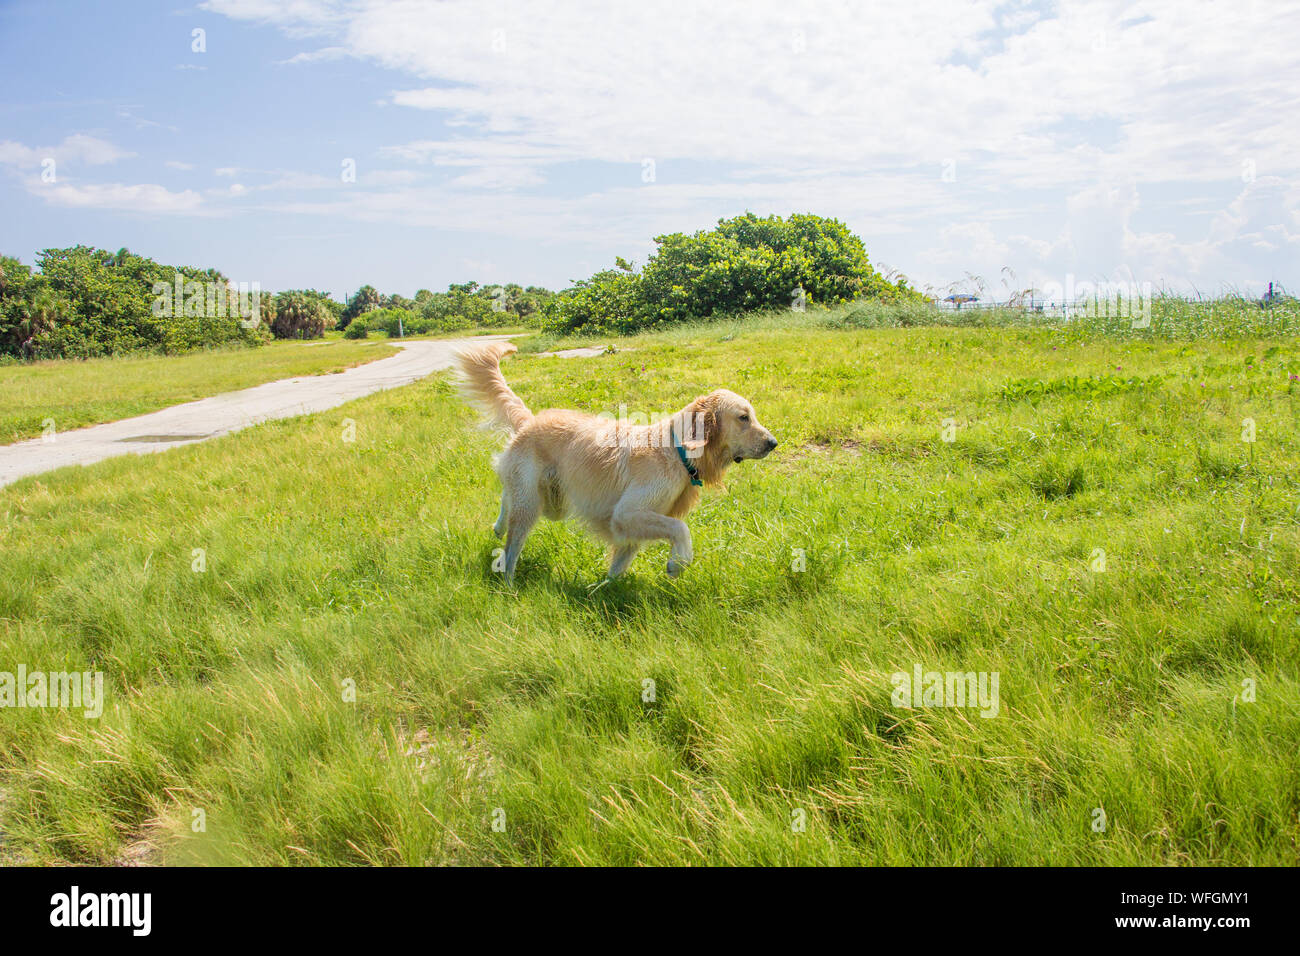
top-left (0, 336), bottom-right (512, 489)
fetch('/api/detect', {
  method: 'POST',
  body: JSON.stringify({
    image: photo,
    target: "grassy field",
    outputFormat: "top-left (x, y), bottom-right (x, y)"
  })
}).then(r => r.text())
top-left (0, 337), bottom-right (398, 444)
top-left (1, 303), bottom-right (1298, 865)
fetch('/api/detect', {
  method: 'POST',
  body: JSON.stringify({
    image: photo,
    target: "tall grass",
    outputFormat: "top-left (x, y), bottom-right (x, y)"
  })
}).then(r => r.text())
top-left (1, 317), bottom-right (1297, 865)
top-left (523, 294), bottom-right (1300, 357)
top-left (827, 294), bottom-right (1300, 340)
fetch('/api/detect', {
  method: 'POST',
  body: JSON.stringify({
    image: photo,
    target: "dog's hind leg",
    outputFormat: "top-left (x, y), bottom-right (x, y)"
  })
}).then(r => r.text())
top-left (501, 492), bottom-right (539, 587)
top-left (606, 543), bottom-right (641, 580)
top-left (492, 490), bottom-right (509, 538)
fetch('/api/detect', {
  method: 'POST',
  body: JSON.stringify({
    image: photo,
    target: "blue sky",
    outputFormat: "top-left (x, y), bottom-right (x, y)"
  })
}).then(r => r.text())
top-left (1, 0), bottom-right (1297, 303)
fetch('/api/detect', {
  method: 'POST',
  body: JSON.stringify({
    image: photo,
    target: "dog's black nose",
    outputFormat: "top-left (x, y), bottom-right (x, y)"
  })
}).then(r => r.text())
top-left (766, 437), bottom-right (778, 450)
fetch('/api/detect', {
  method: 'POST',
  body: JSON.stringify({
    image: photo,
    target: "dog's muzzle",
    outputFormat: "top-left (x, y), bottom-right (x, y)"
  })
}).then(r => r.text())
top-left (737, 436), bottom-right (778, 462)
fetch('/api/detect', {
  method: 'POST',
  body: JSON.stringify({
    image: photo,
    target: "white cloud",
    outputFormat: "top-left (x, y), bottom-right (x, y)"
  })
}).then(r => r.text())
top-left (116, 107), bottom-right (173, 131)
top-left (204, 0), bottom-right (1295, 186)
top-left (0, 134), bottom-right (133, 169)
top-left (0, 135), bottom-right (209, 218)
top-left (149, 1), bottom-right (1300, 289)
top-left (364, 169), bottom-right (421, 186)
top-left (198, 0), bottom-right (351, 33)
top-left (279, 45), bottom-right (348, 65)
top-left (206, 167), bottom-right (424, 192)
top-left (448, 165), bottom-right (545, 189)
top-left (40, 182), bottom-right (205, 214)
top-left (378, 137), bottom-right (573, 167)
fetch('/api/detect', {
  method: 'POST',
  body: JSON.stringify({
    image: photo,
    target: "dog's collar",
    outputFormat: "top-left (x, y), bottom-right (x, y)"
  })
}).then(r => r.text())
top-left (671, 425), bottom-right (703, 487)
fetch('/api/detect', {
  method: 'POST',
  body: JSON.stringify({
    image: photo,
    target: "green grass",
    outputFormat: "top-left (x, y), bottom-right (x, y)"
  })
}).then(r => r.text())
top-left (1, 303), bottom-right (1298, 865)
top-left (0, 338), bottom-right (399, 443)
top-left (517, 294), bottom-right (1300, 356)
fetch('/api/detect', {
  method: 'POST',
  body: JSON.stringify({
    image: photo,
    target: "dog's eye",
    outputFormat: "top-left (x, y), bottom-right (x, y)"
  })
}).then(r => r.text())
top-left (739, 413), bottom-right (750, 422)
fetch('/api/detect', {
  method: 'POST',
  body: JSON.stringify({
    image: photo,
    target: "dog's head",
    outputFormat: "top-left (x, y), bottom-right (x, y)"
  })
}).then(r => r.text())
top-left (682, 389), bottom-right (777, 482)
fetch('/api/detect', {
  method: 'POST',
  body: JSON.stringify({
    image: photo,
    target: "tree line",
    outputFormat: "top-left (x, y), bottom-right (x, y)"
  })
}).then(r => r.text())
top-left (0, 245), bottom-right (556, 361)
top-left (339, 282), bottom-right (556, 340)
top-left (1, 214), bottom-right (920, 359)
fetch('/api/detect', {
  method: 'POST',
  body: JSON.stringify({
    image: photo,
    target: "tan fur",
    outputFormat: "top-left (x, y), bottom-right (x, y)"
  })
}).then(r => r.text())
top-left (453, 342), bottom-right (778, 584)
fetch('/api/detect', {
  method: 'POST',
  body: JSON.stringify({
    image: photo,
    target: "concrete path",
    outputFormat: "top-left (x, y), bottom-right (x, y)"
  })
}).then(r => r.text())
top-left (0, 336), bottom-right (513, 489)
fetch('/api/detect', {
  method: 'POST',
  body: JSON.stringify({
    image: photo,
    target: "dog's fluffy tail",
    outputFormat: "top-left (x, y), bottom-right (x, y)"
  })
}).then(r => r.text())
top-left (453, 341), bottom-right (532, 434)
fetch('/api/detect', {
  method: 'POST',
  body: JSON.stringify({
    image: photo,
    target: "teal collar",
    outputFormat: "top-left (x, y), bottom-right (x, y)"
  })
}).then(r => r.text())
top-left (672, 425), bottom-right (703, 487)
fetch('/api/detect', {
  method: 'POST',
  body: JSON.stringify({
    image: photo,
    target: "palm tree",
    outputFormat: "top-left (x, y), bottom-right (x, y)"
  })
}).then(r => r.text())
top-left (341, 285), bottom-right (383, 328)
top-left (270, 292), bottom-right (327, 340)
top-left (9, 288), bottom-right (63, 358)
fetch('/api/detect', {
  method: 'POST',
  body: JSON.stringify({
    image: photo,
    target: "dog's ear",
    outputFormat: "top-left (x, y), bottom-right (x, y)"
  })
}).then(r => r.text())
top-left (682, 392), bottom-right (720, 451)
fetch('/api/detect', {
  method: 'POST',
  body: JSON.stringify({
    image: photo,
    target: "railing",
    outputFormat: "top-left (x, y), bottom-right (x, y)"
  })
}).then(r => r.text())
top-left (934, 299), bottom-right (1094, 318)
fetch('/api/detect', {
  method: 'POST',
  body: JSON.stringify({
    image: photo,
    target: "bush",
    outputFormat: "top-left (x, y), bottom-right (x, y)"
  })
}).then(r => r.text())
top-left (290, 288), bottom-right (342, 329)
top-left (540, 212), bottom-right (924, 335)
top-left (539, 270), bottom-right (644, 336)
top-left (366, 307), bottom-right (420, 337)
top-left (336, 283), bottom-right (555, 337)
top-left (341, 285), bottom-right (383, 330)
top-left (0, 247), bottom-right (267, 360)
top-left (270, 291), bottom-right (332, 339)
top-left (343, 319), bottom-right (369, 339)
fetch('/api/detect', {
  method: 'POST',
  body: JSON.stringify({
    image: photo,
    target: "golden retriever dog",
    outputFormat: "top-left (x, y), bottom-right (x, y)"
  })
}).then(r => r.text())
top-left (453, 341), bottom-right (778, 585)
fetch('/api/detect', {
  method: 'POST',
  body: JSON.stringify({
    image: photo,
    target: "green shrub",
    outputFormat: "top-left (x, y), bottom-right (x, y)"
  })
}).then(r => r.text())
top-left (824, 294), bottom-right (1300, 341)
top-left (540, 212), bottom-right (924, 335)
top-left (1, 247), bottom-right (267, 360)
top-left (341, 285), bottom-right (383, 330)
top-left (366, 307), bottom-right (420, 337)
top-left (538, 270), bottom-right (643, 336)
top-left (270, 291), bottom-right (332, 340)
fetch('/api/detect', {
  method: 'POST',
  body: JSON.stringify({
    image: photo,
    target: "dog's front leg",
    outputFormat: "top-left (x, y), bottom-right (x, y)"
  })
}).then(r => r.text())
top-left (665, 541), bottom-right (693, 578)
top-left (611, 496), bottom-right (693, 578)
top-left (606, 543), bottom-right (641, 579)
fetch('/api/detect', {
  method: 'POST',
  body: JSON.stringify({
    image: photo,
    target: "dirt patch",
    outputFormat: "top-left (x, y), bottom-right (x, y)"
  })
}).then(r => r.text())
top-left (112, 833), bottom-right (163, 866)
top-left (398, 727), bottom-right (498, 787)
top-left (784, 437), bottom-right (934, 462)
top-left (785, 439), bottom-right (867, 461)
top-left (536, 346), bottom-right (621, 358)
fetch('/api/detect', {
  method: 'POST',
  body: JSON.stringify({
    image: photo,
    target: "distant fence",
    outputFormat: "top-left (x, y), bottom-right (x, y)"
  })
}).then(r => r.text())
top-left (934, 299), bottom-right (1095, 318)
